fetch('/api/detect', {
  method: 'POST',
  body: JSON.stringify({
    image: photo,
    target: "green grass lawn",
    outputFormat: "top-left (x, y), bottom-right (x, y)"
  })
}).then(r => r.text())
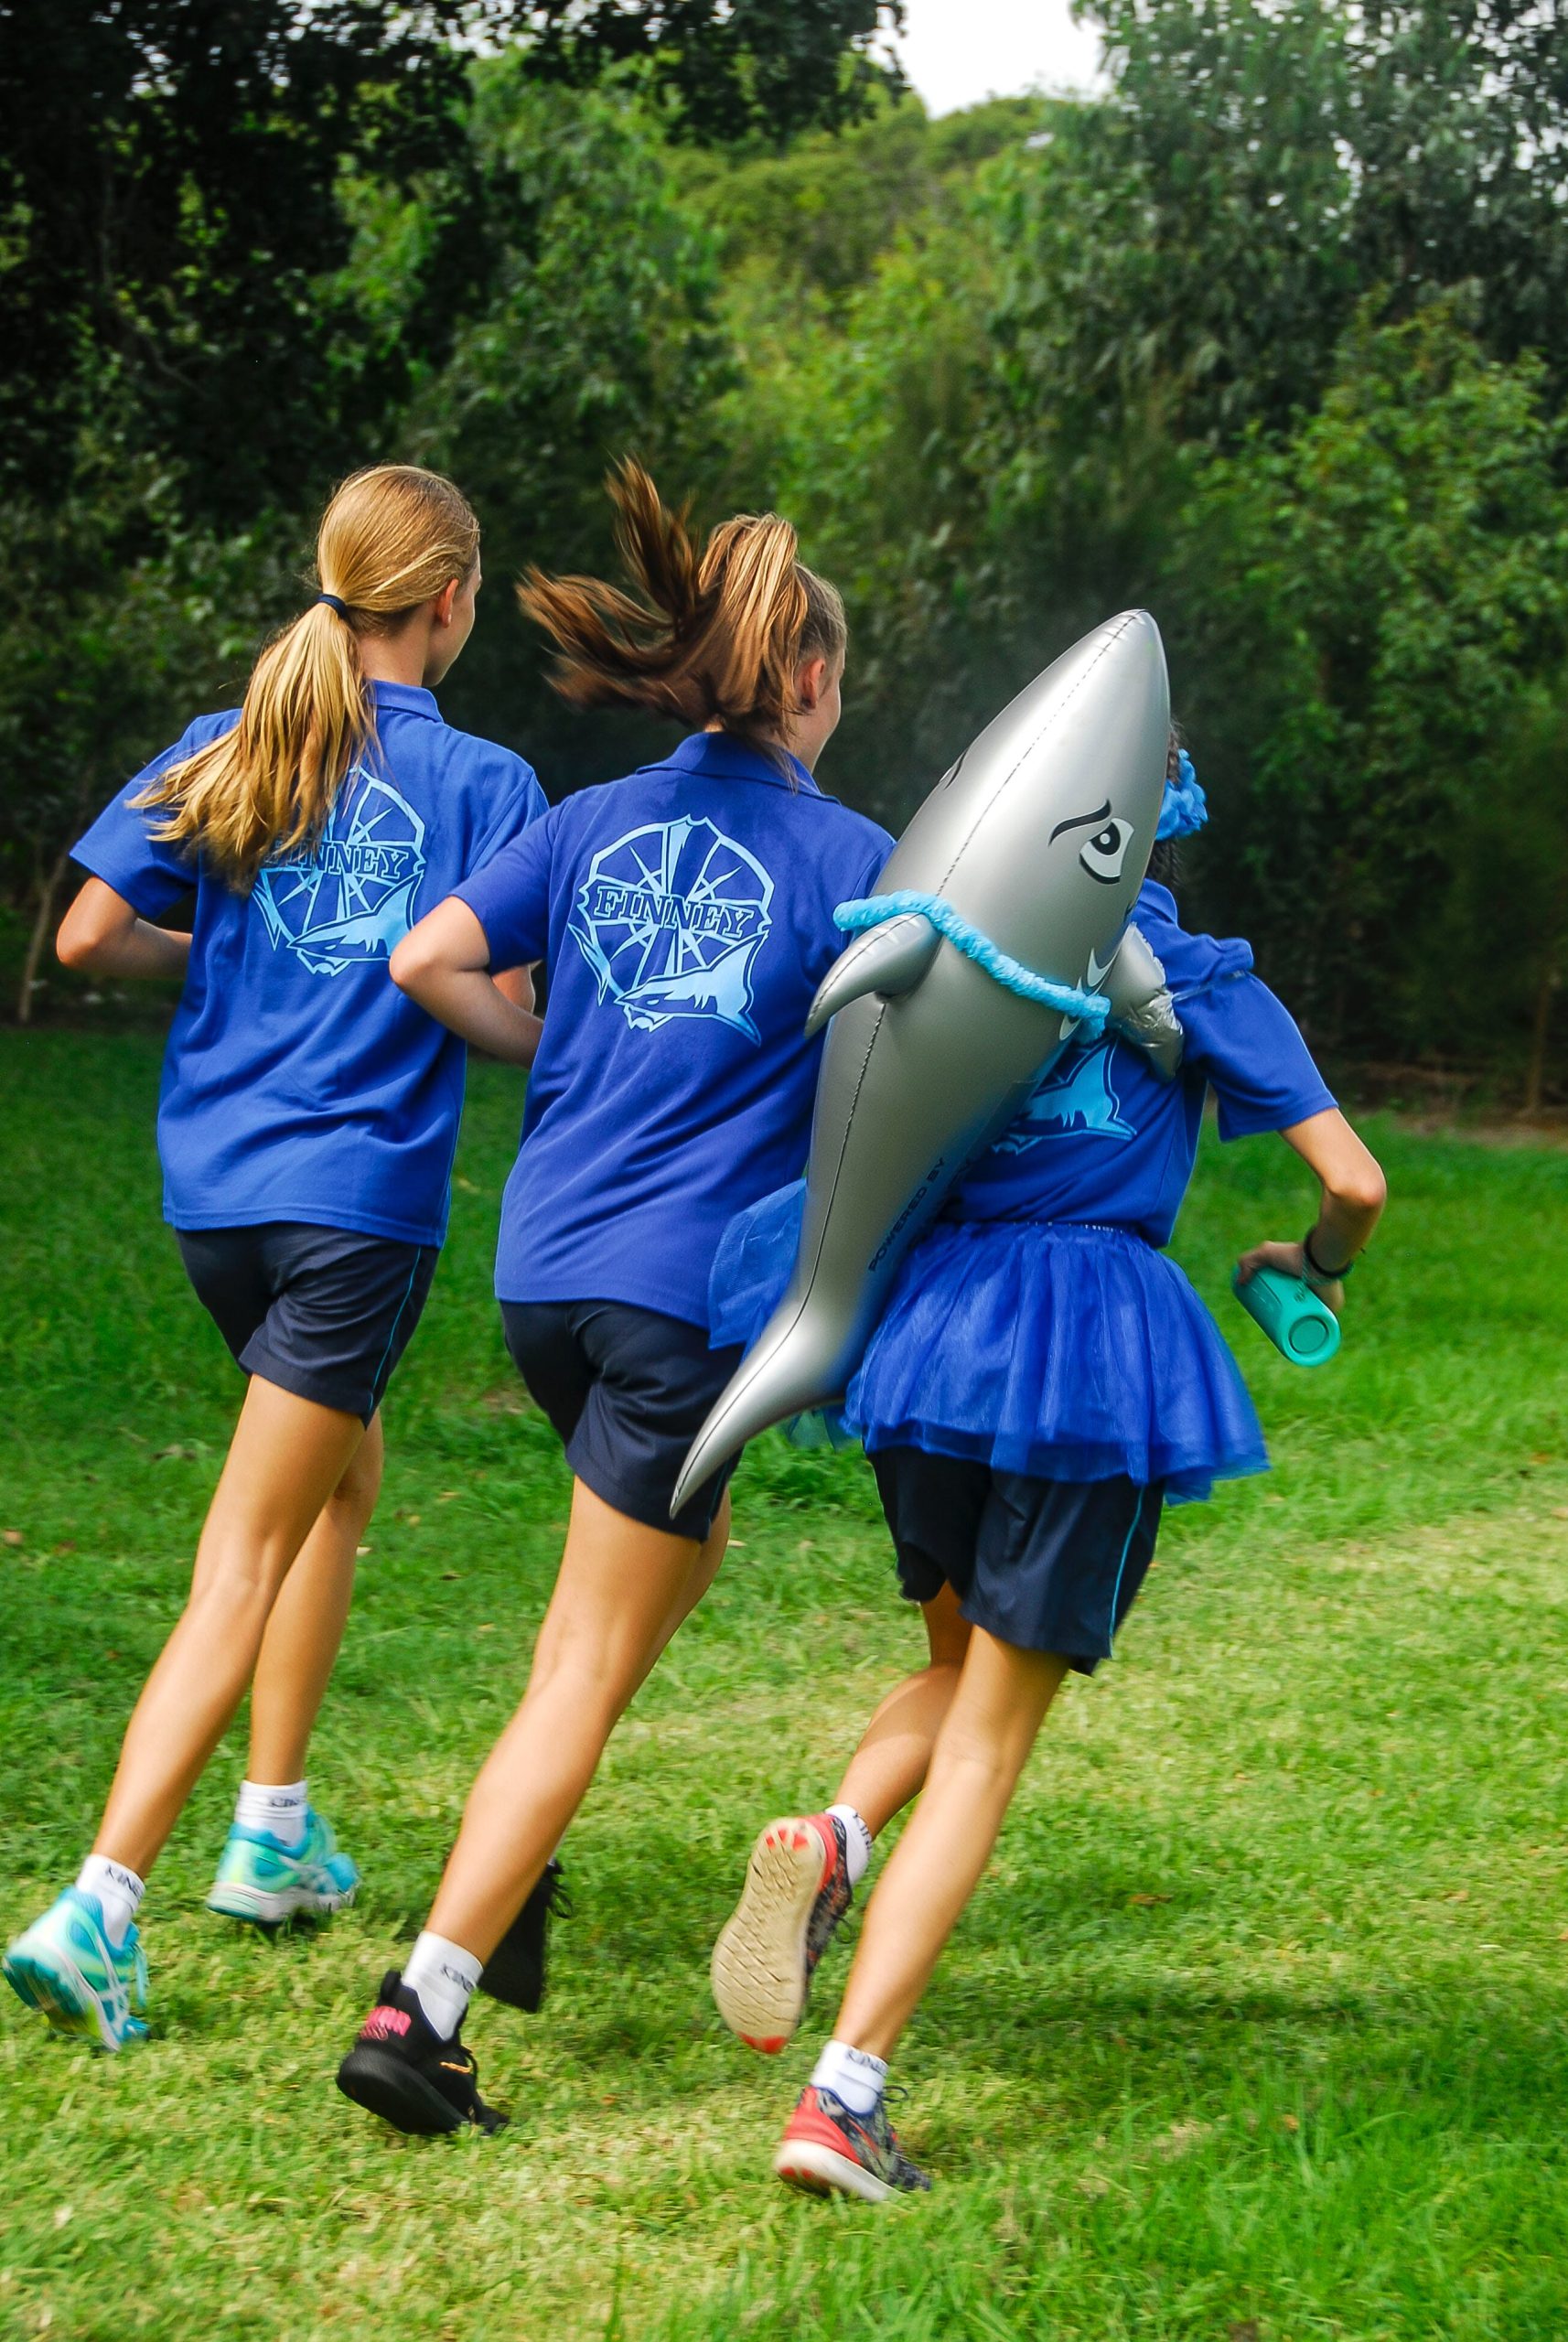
top-left (2, 1030), bottom-right (1567, 2341)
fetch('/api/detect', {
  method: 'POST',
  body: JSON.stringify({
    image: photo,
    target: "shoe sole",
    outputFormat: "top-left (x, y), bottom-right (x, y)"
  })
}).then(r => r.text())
top-left (773, 2136), bottom-right (896, 2203)
top-left (711, 1819), bottom-right (829, 2054)
top-left (3, 1945), bottom-right (141, 2053)
top-left (336, 2046), bottom-right (502, 2137)
top-left (207, 1879), bottom-right (356, 1924)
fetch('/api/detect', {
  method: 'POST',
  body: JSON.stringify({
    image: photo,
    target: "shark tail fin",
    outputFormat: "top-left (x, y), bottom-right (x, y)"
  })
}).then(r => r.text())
top-left (804, 913), bottom-right (940, 1038)
top-left (671, 1291), bottom-right (854, 1518)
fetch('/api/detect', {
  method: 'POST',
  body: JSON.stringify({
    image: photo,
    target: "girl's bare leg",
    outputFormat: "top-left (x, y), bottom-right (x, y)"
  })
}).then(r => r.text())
top-left (830, 1627), bottom-right (1069, 2061)
top-left (424, 1477), bottom-right (721, 1962)
top-left (639, 1490), bottom-right (730, 1690)
top-left (244, 1413), bottom-right (384, 1785)
top-left (93, 1379), bottom-right (364, 1877)
top-left (832, 1585), bottom-right (971, 1836)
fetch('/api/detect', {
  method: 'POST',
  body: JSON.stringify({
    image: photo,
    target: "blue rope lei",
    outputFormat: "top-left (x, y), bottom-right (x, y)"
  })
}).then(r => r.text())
top-left (832, 891), bottom-right (1111, 1034)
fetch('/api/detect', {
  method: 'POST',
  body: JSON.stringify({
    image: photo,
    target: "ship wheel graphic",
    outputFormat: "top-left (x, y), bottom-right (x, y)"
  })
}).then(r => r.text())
top-left (254, 769), bottom-right (427, 978)
top-left (570, 815), bottom-right (774, 1039)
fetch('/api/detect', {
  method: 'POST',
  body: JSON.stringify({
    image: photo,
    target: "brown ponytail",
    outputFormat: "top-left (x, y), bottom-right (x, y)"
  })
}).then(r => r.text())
top-left (138, 464), bottom-right (480, 890)
top-left (519, 459), bottom-right (846, 756)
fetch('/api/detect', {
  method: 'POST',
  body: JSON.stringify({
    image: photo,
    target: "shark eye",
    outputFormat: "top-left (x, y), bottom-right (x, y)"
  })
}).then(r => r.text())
top-left (1079, 817), bottom-right (1133, 885)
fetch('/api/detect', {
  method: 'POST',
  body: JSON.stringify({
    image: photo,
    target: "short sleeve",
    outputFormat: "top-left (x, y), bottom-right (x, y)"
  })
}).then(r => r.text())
top-left (1181, 971), bottom-right (1337, 1140)
top-left (451, 805), bottom-right (556, 969)
top-left (467, 752), bottom-right (548, 876)
top-left (72, 718), bottom-right (232, 919)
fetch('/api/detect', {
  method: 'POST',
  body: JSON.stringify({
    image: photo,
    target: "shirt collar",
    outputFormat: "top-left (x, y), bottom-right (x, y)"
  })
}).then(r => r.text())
top-left (656, 730), bottom-right (822, 796)
top-left (369, 680), bottom-right (442, 724)
top-left (1136, 876), bottom-right (1178, 921)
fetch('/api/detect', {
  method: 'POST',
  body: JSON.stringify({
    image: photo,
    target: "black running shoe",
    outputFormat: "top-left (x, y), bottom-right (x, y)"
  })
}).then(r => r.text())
top-left (480, 1858), bottom-right (572, 2014)
top-left (336, 1971), bottom-right (507, 2136)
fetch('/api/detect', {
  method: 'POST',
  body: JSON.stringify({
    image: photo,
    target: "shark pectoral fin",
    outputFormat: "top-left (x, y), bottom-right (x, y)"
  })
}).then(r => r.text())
top-left (1101, 925), bottom-right (1185, 1080)
top-left (804, 914), bottom-right (940, 1037)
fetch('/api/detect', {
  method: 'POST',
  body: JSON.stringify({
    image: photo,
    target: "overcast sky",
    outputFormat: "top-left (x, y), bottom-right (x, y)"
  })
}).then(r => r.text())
top-left (894, 0), bottom-right (1107, 115)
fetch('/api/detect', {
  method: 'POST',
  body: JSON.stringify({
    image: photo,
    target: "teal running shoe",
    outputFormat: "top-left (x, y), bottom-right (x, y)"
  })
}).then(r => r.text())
top-left (207, 1808), bottom-right (360, 1926)
top-left (4, 1889), bottom-right (149, 2052)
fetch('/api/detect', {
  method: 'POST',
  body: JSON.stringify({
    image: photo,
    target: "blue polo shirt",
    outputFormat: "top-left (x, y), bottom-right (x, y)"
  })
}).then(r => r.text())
top-left (73, 680), bottom-right (545, 1248)
top-left (454, 730), bottom-right (893, 1326)
top-left (949, 881), bottom-right (1336, 1244)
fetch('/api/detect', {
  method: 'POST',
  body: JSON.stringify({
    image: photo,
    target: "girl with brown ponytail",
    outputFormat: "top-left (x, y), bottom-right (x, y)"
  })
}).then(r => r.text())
top-left (335, 460), bottom-right (893, 2137)
top-left (5, 467), bottom-right (547, 2056)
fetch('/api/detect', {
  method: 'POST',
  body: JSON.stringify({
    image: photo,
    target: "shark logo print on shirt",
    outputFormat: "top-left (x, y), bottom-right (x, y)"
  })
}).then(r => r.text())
top-left (253, 768), bottom-right (427, 978)
top-left (569, 815), bottom-right (775, 1040)
top-left (995, 1042), bottom-right (1134, 1152)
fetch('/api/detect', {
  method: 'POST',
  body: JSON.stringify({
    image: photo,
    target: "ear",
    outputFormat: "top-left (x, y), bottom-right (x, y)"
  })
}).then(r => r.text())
top-left (798, 653), bottom-right (828, 712)
top-left (434, 576), bottom-right (460, 628)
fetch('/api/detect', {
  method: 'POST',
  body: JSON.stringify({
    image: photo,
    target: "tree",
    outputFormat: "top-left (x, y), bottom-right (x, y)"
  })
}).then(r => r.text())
top-left (972, 0), bottom-right (1568, 470)
top-left (0, 489), bottom-right (300, 1023)
top-left (527, 0), bottom-right (904, 145)
top-left (1159, 300), bottom-right (1568, 1069)
top-left (0, 0), bottom-right (904, 527)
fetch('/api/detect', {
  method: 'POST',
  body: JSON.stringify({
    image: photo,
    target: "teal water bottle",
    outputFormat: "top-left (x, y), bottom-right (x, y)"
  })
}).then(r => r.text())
top-left (1231, 1262), bottom-right (1341, 1368)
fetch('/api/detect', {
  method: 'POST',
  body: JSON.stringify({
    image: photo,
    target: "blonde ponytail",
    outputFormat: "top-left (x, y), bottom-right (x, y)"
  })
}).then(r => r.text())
top-left (519, 460), bottom-right (846, 755)
top-left (139, 465), bottom-right (480, 890)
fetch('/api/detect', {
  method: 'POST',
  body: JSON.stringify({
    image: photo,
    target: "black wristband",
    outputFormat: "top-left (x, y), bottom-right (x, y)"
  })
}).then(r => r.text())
top-left (1304, 1228), bottom-right (1354, 1282)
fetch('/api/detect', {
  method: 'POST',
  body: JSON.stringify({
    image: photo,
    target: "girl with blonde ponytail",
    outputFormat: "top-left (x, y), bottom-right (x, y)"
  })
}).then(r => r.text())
top-left (5, 467), bottom-right (548, 2057)
top-left (335, 460), bottom-right (892, 2136)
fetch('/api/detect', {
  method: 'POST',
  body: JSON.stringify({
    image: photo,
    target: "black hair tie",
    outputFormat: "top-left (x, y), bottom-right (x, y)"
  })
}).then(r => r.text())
top-left (317, 592), bottom-right (349, 618)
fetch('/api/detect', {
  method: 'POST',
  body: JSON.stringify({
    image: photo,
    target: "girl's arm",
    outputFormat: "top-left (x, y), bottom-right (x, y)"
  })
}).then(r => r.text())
top-left (57, 877), bottom-right (191, 981)
top-left (493, 963), bottom-right (536, 1015)
top-left (390, 897), bottom-right (542, 1067)
top-left (1236, 1106), bottom-right (1387, 1311)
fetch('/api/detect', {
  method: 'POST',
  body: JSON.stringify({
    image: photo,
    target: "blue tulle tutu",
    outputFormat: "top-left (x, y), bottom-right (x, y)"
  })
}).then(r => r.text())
top-left (709, 1183), bottom-right (1268, 1503)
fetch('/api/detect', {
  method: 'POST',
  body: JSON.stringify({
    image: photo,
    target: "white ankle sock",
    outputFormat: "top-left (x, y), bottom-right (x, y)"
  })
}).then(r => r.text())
top-left (811, 2038), bottom-right (888, 2116)
top-left (403, 1932), bottom-right (482, 2041)
top-left (826, 1804), bottom-right (874, 1888)
top-left (235, 1779), bottom-right (308, 1848)
top-left (76, 1856), bottom-right (145, 1950)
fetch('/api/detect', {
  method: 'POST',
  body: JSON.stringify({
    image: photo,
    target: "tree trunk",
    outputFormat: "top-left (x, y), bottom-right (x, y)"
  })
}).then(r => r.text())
top-left (1524, 856), bottom-right (1568, 1117)
top-left (16, 841), bottom-right (72, 1027)
top-left (1523, 958), bottom-right (1559, 1118)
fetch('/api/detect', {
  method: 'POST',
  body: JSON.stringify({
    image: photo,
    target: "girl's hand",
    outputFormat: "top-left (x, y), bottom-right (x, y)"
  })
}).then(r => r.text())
top-left (1236, 1238), bottom-right (1345, 1315)
top-left (391, 898), bottom-right (542, 1065)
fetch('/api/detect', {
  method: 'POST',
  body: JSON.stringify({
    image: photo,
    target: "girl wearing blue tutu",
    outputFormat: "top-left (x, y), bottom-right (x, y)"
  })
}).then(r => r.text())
top-left (334, 461), bottom-right (893, 2137)
top-left (709, 745), bottom-right (1387, 2200)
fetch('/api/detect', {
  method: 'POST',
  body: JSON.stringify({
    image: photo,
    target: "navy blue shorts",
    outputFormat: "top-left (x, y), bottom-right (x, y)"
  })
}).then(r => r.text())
top-left (177, 1223), bottom-right (437, 1426)
top-left (869, 1447), bottom-right (1165, 1673)
top-left (499, 1300), bottom-right (743, 1542)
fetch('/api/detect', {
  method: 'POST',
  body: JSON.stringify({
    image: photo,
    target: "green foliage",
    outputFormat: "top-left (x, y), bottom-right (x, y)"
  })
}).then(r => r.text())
top-left (1158, 301), bottom-right (1568, 1048)
top-left (0, 0), bottom-right (483, 524)
top-left (0, 0), bottom-right (901, 526)
top-left (0, 482), bottom-right (301, 1020)
top-left (5, 0), bottom-right (1568, 1094)
top-left (526, 0), bottom-right (907, 145)
top-left (674, 90), bottom-right (1037, 301)
top-left (394, 65), bottom-right (736, 782)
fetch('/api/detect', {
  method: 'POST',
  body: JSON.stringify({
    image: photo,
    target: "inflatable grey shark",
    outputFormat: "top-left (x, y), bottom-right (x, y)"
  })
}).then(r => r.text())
top-left (671, 609), bottom-right (1176, 1516)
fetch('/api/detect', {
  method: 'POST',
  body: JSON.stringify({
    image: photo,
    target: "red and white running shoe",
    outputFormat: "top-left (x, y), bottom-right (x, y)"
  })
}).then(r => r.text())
top-left (774, 2083), bottom-right (931, 2201)
top-left (711, 1812), bottom-right (854, 2053)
